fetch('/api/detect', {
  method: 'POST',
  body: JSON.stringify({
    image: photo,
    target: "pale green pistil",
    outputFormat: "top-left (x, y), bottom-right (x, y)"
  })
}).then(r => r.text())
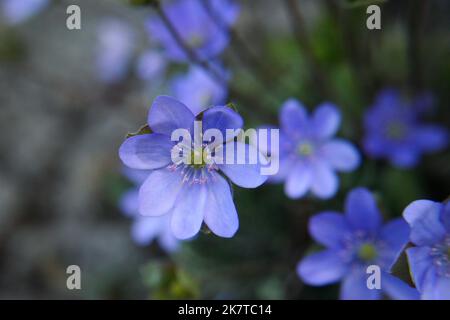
top-left (188, 34), bottom-right (204, 48)
top-left (386, 122), bottom-right (406, 140)
top-left (358, 243), bottom-right (377, 262)
top-left (297, 142), bottom-right (314, 156)
top-left (190, 149), bottom-right (207, 169)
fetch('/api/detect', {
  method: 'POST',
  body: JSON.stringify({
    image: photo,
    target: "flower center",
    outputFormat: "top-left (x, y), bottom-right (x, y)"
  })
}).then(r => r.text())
top-left (430, 235), bottom-right (450, 278)
top-left (358, 243), bottom-right (378, 262)
top-left (297, 142), bottom-right (314, 156)
top-left (187, 33), bottom-right (204, 48)
top-left (386, 122), bottom-right (407, 140)
top-left (190, 148), bottom-right (207, 169)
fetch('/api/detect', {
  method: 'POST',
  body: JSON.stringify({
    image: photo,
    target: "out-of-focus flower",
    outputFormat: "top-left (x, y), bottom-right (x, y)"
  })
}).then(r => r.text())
top-left (119, 96), bottom-right (267, 239)
top-left (95, 19), bottom-right (135, 84)
top-left (363, 89), bottom-right (448, 168)
top-left (171, 66), bottom-right (227, 115)
top-left (120, 175), bottom-right (179, 252)
top-left (135, 50), bottom-right (167, 82)
top-left (403, 199), bottom-right (450, 299)
top-left (146, 0), bottom-right (239, 62)
top-left (273, 99), bottom-right (360, 199)
top-left (297, 187), bottom-right (419, 300)
top-left (1, 0), bottom-right (49, 25)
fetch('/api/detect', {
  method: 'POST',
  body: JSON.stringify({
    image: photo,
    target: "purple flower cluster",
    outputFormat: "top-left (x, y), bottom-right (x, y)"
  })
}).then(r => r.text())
top-left (297, 188), bottom-right (419, 300)
top-left (146, 0), bottom-right (239, 62)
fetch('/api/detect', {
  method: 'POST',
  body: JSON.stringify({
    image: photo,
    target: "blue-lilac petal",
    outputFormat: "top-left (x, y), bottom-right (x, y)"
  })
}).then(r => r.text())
top-left (414, 125), bottom-right (448, 152)
top-left (297, 250), bottom-right (347, 286)
top-left (279, 99), bottom-right (308, 136)
top-left (421, 268), bottom-right (450, 300)
top-left (311, 102), bottom-right (341, 139)
top-left (340, 268), bottom-right (382, 300)
top-left (406, 246), bottom-right (433, 292)
top-left (171, 183), bottom-right (207, 239)
top-left (403, 200), bottom-right (446, 246)
top-left (379, 218), bottom-right (410, 270)
top-left (171, 66), bottom-right (227, 115)
top-left (202, 106), bottom-right (243, 139)
top-left (284, 162), bottom-right (311, 199)
top-left (381, 272), bottom-right (420, 300)
top-left (204, 173), bottom-right (238, 238)
top-left (219, 142), bottom-right (267, 188)
top-left (119, 134), bottom-right (173, 170)
top-left (309, 212), bottom-right (351, 248)
top-left (310, 161), bottom-right (338, 199)
top-left (345, 187), bottom-right (382, 233)
top-left (139, 169), bottom-right (183, 216)
top-left (321, 139), bottom-right (360, 172)
top-left (119, 189), bottom-right (139, 217)
top-left (148, 96), bottom-right (195, 136)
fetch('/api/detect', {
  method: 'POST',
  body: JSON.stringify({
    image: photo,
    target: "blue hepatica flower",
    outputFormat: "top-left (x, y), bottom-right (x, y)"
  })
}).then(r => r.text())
top-left (135, 50), bottom-right (167, 82)
top-left (120, 168), bottom-right (179, 253)
top-left (95, 19), bottom-right (135, 84)
top-left (146, 0), bottom-right (239, 62)
top-left (363, 89), bottom-right (448, 168)
top-left (171, 66), bottom-right (227, 115)
top-left (119, 96), bottom-right (267, 239)
top-left (274, 99), bottom-right (360, 199)
top-left (403, 199), bottom-right (450, 299)
top-left (297, 187), bottom-right (420, 300)
top-left (1, 0), bottom-right (49, 25)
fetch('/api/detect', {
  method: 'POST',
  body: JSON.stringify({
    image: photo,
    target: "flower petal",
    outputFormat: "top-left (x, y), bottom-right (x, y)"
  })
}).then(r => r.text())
top-left (131, 217), bottom-right (164, 246)
top-left (122, 167), bottom-right (152, 185)
top-left (202, 106), bottom-right (243, 140)
top-left (406, 246), bottom-right (433, 292)
top-left (119, 188), bottom-right (139, 217)
top-left (345, 187), bottom-right (382, 233)
top-left (139, 169), bottom-right (183, 216)
top-left (414, 125), bottom-right (448, 153)
top-left (311, 102), bottom-right (341, 139)
top-left (204, 174), bottom-right (239, 238)
top-left (219, 142), bottom-right (268, 188)
top-left (279, 99), bottom-right (308, 135)
top-left (119, 134), bottom-right (174, 170)
top-left (321, 139), bottom-right (360, 172)
top-left (309, 212), bottom-right (351, 248)
top-left (310, 161), bottom-right (338, 199)
top-left (403, 200), bottom-right (446, 246)
top-left (421, 268), bottom-right (450, 300)
top-left (158, 228), bottom-right (179, 253)
top-left (148, 95), bottom-right (195, 135)
top-left (378, 218), bottom-right (410, 270)
top-left (381, 272), bottom-right (420, 300)
top-left (171, 183), bottom-right (207, 240)
top-left (297, 250), bottom-right (347, 286)
top-left (284, 162), bottom-right (312, 199)
top-left (340, 268), bottom-right (382, 300)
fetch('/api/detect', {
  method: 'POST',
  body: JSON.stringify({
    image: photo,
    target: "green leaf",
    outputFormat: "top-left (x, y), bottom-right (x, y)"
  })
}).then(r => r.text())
top-left (125, 124), bottom-right (152, 139)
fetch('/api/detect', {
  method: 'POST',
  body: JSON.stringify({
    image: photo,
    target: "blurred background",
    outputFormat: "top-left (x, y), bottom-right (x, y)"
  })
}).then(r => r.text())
top-left (0, 0), bottom-right (449, 299)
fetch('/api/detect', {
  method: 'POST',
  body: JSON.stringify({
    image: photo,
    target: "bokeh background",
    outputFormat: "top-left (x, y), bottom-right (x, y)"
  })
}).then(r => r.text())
top-left (0, 0), bottom-right (449, 299)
